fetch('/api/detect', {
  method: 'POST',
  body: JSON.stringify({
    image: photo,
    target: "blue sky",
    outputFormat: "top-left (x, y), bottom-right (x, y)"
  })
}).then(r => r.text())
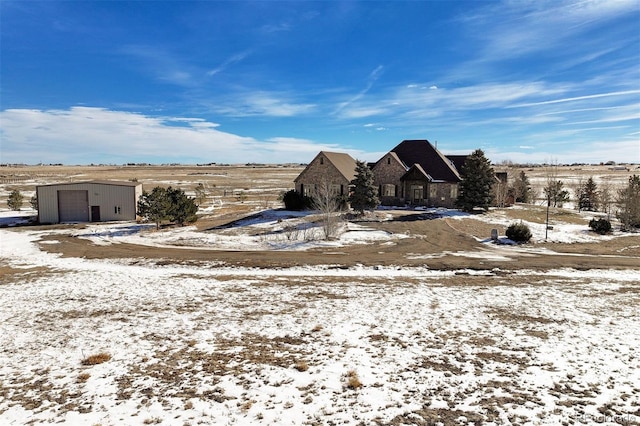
top-left (1, 0), bottom-right (639, 165)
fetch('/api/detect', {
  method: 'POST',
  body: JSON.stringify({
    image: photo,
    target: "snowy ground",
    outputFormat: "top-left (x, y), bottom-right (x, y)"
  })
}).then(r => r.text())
top-left (1, 209), bottom-right (639, 425)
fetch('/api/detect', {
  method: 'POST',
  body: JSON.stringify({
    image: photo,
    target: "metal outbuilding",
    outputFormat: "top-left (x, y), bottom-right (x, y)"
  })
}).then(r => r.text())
top-left (36, 180), bottom-right (143, 224)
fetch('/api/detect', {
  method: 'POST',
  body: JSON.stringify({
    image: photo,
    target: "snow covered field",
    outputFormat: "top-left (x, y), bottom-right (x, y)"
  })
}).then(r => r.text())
top-left (1, 210), bottom-right (639, 425)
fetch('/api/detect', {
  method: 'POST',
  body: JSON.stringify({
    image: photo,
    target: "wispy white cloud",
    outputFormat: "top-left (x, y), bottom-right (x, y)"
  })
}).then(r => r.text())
top-left (438, 0), bottom-right (640, 95)
top-left (264, 137), bottom-right (370, 159)
top-left (339, 107), bottom-right (389, 119)
top-left (334, 65), bottom-right (385, 115)
top-left (212, 91), bottom-right (316, 117)
top-left (260, 22), bottom-right (291, 34)
top-left (510, 90), bottom-right (640, 108)
top-left (459, 0), bottom-right (638, 61)
top-left (119, 45), bottom-right (197, 87)
top-left (207, 51), bottom-right (251, 77)
top-left (336, 81), bottom-right (567, 120)
top-left (536, 106), bottom-right (630, 116)
top-left (0, 107), bottom-right (337, 164)
top-left (2, 106), bottom-right (635, 165)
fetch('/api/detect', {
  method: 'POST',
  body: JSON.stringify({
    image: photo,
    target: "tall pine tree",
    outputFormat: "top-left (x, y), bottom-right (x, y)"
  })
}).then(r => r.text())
top-left (138, 187), bottom-right (171, 230)
top-left (456, 149), bottom-right (495, 212)
top-left (578, 176), bottom-right (598, 211)
top-left (617, 175), bottom-right (640, 231)
top-left (512, 171), bottom-right (532, 203)
top-left (349, 160), bottom-right (379, 215)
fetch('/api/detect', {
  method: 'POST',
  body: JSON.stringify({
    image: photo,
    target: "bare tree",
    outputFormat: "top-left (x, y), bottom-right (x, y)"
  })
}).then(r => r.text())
top-left (194, 183), bottom-right (208, 206)
top-left (599, 178), bottom-right (615, 220)
top-left (543, 162), bottom-right (569, 208)
top-left (493, 172), bottom-right (509, 208)
top-left (570, 176), bottom-right (583, 211)
top-left (311, 178), bottom-right (344, 240)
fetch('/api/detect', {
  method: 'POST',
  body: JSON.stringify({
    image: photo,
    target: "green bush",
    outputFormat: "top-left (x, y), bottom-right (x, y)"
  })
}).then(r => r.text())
top-left (7, 189), bottom-right (23, 211)
top-left (506, 222), bottom-right (532, 243)
top-left (589, 218), bottom-right (611, 235)
top-left (282, 190), bottom-right (311, 211)
top-left (137, 186), bottom-right (198, 229)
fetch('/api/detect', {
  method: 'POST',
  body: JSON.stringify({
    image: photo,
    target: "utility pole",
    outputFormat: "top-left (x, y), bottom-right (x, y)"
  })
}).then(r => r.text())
top-left (545, 191), bottom-right (550, 241)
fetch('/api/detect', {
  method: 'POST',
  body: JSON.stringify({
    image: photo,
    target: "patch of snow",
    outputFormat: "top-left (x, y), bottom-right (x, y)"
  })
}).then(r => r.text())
top-left (1, 214), bottom-right (640, 425)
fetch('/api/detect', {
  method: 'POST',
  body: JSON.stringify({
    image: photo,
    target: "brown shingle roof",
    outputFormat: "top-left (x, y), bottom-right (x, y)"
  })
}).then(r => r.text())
top-left (390, 140), bottom-right (462, 182)
top-left (294, 151), bottom-right (357, 184)
top-left (319, 151), bottom-right (357, 181)
top-left (445, 155), bottom-right (468, 174)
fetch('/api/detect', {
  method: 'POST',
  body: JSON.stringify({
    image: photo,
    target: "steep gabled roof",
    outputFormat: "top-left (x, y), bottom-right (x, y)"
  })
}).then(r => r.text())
top-left (390, 140), bottom-right (462, 182)
top-left (374, 151), bottom-right (404, 169)
top-left (322, 151), bottom-right (357, 182)
top-left (294, 151), bottom-right (357, 183)
top-left (445, 155), bottom-right (468, 174)
top-left (401, 163), bottom-right (433, 181)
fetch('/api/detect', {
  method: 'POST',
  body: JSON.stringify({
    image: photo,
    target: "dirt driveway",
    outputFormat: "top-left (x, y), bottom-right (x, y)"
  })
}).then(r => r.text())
top-left (29, 212), bottom-right (640, 272)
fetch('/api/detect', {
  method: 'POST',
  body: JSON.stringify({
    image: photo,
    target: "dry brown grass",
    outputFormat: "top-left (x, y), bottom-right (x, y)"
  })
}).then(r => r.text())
top-left (5, 163), bottom-right (639, 276)
top-left (77, 372), bottom-right (91, 383)
top-left (294, 360), bottom-right (309, 372)
top-left (345, 369), bottom-right (363, 390)
top-left (0, 265), bottom-right (62, 285)
top-left (503, 205), bottom-right (587, 225)
top-left (81, 352), bottom-right (112, 366)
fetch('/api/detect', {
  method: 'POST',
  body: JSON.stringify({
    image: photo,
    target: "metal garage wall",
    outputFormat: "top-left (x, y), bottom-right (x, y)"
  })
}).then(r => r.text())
top-left (58, 190), bottom-right (89, 222)
top-left (88, 183), bottom-right (138, 221)
top-left (36, 185), bottom-right (59, 223)
top-left (36, 181), bottom-right (142, 224)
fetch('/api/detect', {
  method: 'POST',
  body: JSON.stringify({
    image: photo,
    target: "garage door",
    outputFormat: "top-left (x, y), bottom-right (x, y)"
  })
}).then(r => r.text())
top-left (58, 190), bottom-right (89, 222)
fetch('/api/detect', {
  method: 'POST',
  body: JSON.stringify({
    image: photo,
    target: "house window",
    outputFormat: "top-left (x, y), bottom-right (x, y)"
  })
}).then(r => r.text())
top-left (382, 184), bottom-right (396, 197)
top-left (450, 185), bottom-right (458, 199)
top-left (387, 157), bottom-right (391, 165)
top-left (114, 206), bottom-right (121, 214)
top-left (429, 185), bottom-right (437, 199)
top-left (320, 157), bottom-right (324, 165)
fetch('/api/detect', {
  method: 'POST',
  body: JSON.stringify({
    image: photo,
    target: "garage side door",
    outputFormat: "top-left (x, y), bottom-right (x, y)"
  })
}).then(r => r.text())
top-left (58, 190), bottom-right (89, 222)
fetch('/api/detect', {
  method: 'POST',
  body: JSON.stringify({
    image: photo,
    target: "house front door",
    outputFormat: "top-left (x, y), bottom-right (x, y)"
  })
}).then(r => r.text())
top-left (90, 206), bottom-right (101, 222)
top-left (412, 187), bottom-right (423, 204)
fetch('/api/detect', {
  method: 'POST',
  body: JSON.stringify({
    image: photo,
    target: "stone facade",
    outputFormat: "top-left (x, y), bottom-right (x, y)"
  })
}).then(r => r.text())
top-left (372, 153), bottom-right (407, 205)
top-left (426, 182), bottom-right (458, 208)
top-left (383, 140), bottom-right (465, 208)
top-left (294, 152), bottom-right (355, 197)
top-left (371, 150), bottom-right (461, 208)
top-left (295, 141), bottom-right (467, 209)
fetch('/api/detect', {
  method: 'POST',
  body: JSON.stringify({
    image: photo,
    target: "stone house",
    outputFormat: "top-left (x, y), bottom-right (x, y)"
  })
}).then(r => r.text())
top-left (294, 151), bottom-right (357, 197)
top-left (372, 140), bottom-right (465, 207)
